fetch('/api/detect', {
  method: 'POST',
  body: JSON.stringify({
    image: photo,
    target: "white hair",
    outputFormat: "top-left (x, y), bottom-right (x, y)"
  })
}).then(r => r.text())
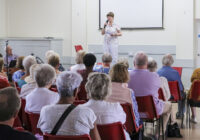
top-left (85, 72), bottom-right (111, 100)
top-left (45, 50), bottom-right (60, 62)
top-left (23, 55), bottom-right (37, 74)
top-left (162, 54), bottom-right (174, 66)
top-left (147, 57), bottom-right (157, 72)
top-left (34, 64), bottom-right (56, 87)
top-left (56, 71), bottom-right (82, 97)
top-left (134, 51), bottom-right (148, 66)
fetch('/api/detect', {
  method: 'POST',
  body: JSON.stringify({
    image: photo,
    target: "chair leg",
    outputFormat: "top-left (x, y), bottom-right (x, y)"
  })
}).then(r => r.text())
top-left (161, 116), bottom-right (164, 140)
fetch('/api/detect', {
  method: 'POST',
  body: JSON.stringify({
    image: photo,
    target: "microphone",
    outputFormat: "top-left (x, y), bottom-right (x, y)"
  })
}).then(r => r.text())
top-left (104, 20), bottom-right (109, 28)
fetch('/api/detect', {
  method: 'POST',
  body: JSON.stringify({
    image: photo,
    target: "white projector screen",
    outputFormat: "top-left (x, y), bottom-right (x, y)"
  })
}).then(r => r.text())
top-left (99, 0), bottom-right (164, 29)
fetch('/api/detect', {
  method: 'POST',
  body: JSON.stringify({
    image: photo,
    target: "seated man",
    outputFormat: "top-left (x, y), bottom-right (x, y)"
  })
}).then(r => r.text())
top-left (128, 51), bottom-right (173, 134)
top-left (157, 54), bottom-right (185, 119)
top-left (0, 87), bottom-right (36, 140)
top-left (3, 46), bottom-right (18, 67)
top-left (93, 53), bottom-right (112, 74)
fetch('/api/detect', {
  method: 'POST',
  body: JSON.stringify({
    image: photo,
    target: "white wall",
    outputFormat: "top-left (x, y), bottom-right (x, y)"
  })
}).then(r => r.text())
top-left (196, 0), bottom-right (200, 19)
top-left (0, 0), bottom-right (6, 37)
top-left (6, 0), bottom-right (72, 56)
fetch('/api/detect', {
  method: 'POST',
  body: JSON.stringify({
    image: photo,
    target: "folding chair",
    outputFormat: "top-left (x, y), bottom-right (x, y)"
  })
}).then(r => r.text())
top-left (26, 111), bottom-right (42, 135)
top-left (74, 45), bottom-right (83, 52)
top-left (43, 133), bottom-right (91, 140)
top-left (73, 100), bottom-right (87, 105)
top-left (121, 103), bottom-right (143, 135)
top-left (168, 81), bottom-right (184, 127)
top-left (97, 122), bottom-right (126, 140)
top-left (136, 95), bottom-right (164, 140)
top-left (158, 88), bottom-right (166, 101)
top-left (172, 67), bottom-right (182, 77)
top-left (187, 80), bottom-right (200, 128)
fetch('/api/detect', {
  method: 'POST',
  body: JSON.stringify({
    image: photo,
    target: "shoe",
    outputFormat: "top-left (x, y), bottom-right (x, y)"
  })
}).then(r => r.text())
top-left (190, 117), bottom-right (198, 124)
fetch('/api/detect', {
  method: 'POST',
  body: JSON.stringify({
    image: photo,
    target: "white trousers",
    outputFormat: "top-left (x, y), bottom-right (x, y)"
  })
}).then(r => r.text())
top-left (103, 43), bottom-right (118, 65)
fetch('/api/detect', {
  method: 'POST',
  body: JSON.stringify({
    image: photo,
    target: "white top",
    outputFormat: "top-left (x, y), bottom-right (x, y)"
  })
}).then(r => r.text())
top-left (82, 99), bottom-right (130, 140)
top-left (25, 88), bottom-right (59, 113)
top-left (104, 23), bottom-right (120, 45)
top-left (70, 64), bottom-right (85, 73)
top-left (160, 77), bottom-right (171, 101)
top-left (37, 104), bottom-right (96, 135)
top-left (20, 82), bottom-right (37, 99)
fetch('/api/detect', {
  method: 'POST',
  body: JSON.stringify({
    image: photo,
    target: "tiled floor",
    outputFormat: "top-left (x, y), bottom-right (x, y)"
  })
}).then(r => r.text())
top-left (144, 104), bottom-right (200, 140)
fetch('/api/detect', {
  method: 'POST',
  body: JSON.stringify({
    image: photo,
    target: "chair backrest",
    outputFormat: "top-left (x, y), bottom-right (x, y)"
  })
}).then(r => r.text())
top-left (172, 67), bottom-right (182, 77)
top-left (121, 103), bottom-right (140, 134)
top-left (136, 95), bottom-right (159, 119)
top-left (190, 80), bottom-right (200, 102)
top-left (158, 88), bottom-right (166, 101)
top-left (26, 111), bottom-right (42, 135)
top-left (74, 45), bottom-right (83, 52)
top-left (13, 116), bottom-right (22, 128)
top-left (49, 85), bottom-right (58, 92)
top-left (97, 122), bottom-right (126, 140)
top-left (73, 100), bottom-right (87, 105)
top-left (168, 81), bottom-right (181, 102)
top-left (43, 133), bottom-right (91, 140)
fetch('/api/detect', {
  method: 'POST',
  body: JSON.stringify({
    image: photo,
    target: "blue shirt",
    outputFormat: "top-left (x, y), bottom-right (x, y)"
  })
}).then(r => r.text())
top-left (93, 65), bottom-right (110, 74)
top-left (17, 79), bottom-right (27, 88)
top-left (157, 66), bottom-right (184, 91)
top-left (12, 70), bottom-right (25, 82)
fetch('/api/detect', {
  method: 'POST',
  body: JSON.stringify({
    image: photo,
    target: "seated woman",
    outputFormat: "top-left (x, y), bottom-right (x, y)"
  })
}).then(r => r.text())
top-left (17, 55), bottom-right (37, 88)
top-left (148, 57), bottom-right (171, 101)
top-left (20, 64), bottom-right (38, 99)
top-left (47, 53), bottom-right (61, 75)
top-left (83, 72), bottom-right (131, 140)
top-left (12, 56), bottom-right (25, 82)
top-left (107, 63), bottom-right (140, 127)
top-left (25, 64), bottom-right (59, 113)
top-left (93, 53), bottom-right (112, 74)
top-left (187, 68), bottom-right (200, 123)
top-left (70, 50), bottom-right (86, 72)
top-left (0, 58), bottom-right (10, 89)
top-left (37, 71), bottom-right (100, 140)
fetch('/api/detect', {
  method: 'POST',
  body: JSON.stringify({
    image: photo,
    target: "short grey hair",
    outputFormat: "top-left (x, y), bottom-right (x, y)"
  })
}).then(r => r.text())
top-left (23, 55), bottom-right (37, 75)
top-left (29, 64), bottom-right (39, 81)
top-left (134, 51), bottom-right (148, 66)
top-left (0, 87), bottom-right (21, 121)
top-left (85, 72), bottom-right (111, 100)
top-left (102, 53), bottom-right (112, 63)
top-left (162, 54), bottom-right (174, 66)
top-left (56, 71), bottom-right (83, 97)
top-left (34, 64), bottom-right (56, 87)
top-left (147, 57), bottom-right (157, 72)
top-left (75, 50), bottom-right (86, 64)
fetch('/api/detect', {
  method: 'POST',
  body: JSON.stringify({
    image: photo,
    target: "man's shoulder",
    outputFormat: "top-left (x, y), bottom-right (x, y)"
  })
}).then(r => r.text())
top-left (14, 130), bottom-right (37, 140)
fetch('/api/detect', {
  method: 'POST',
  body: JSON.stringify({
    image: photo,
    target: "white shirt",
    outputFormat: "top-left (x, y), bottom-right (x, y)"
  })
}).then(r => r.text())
top-left (20, 82), bottom-right (37, 99)
top-left (104, 23), bottom-right (120, 45)
top-left (70, 64), bottom-right (85, 72)
top-left (82, 99), bottom-right (130, 140)
top-left (160, 77), bottom-right (171, 100)
top-left (25, 88), bottom-right (59, 113)
top-left (37, 104), bottom-right (96, 135)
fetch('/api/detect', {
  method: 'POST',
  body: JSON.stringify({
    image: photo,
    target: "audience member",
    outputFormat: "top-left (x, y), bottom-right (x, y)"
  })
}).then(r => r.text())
top-left (38, 71), bottom-right (100, 139)
top-left (77, 53), bottom-right (96, 100)
top-left (3, 46), bottom-right (18, 66)
top-left (12, 56), bottom-right (25, 82)
top-left (0, 58), bottom-right (10, 89)
top-left (83, 72), bottom-right (131, 140)
top-left (47, 53), bottom-right (61, 75)
top-left (93, 53), bottom-right (112, 74)
top-left (107, 63), bottom-right (140, 127)
top-left (25, 64), bottom-right (59, 113)
top-left (0, 87), bottom-right (36, 140)
top-left (70, 50), bottom-right (86, 72)
top-left (157, 54), bottom-right (185, 119)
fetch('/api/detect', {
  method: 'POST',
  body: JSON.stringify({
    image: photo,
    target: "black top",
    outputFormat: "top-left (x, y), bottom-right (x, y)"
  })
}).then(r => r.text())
top-left (0, 124), bottom-right (37, 140)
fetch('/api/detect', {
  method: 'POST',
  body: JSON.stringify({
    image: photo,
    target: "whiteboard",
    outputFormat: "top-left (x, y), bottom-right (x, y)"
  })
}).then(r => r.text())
top-left (99, 0), bottom-right (164, 29)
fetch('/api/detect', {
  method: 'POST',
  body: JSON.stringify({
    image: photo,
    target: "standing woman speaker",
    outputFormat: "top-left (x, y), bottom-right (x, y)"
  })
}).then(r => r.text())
top-left (102, 12), bottom-right (122, 64)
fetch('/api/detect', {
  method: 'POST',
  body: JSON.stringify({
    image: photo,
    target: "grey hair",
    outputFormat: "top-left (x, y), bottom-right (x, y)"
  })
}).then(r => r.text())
top-left (134, 51), bottom-right (148, 66)
top-left (147, 57), bottom-right (157, 72)
top-left (162, 54), bottom-right (174, 66)
top-left (0, 87), bottom-right (21, 121)
top-left (56, 71), bottom-right (83, 97)
top-left (45, 50), bottom-right (55, 61)
top-left (102, 53), bottom-right (112, 63)
top-left (29, 64), bottom-right (39, 81)
top-left (117, 57), bottom-right (129, 68)
top-left (23, 55), bottom-right (37, 75)
top-left (75, 50), bottom-right (86, 64)
top-left (34, 64), bottom-right (56, 87)
top-left (85, 72), bottom-right (111, 100)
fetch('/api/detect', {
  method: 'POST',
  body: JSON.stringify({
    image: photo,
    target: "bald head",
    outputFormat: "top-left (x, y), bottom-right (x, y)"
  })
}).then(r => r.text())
top-left (134, 51), bottom-right (148, 69)
top-left (5, 46), bottom-right (13, 55)
top-left (162, 54), bottom-right (174, 66)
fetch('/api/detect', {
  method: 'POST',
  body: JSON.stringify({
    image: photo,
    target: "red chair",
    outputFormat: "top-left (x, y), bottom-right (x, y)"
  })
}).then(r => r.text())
top-left (74, 45), bottom-right (83, 52)
top-left (14, 127), bottom-right (25, 132)
top-left (73, 100), bottom-right (87, 105)
top-left (26, 112), bottom-right (42, 135)
top-left (49, 85), bottom-right (58, 92)
top-left (121, 103), bottom-right (142, 135)
top-left (136, 95), bottom-right (164, 140)
top-left (97, 62), bottom-right (103, 65)
top-left (97, 122), bottom-right (126, 140)
top-left (172, 67), bottom-right (182, 77)
top-left (158, 88), bottom-right (166, 101)
top-left (13, 116), bottom-right (22, 128)
top-left (43, 133), bottom-right (91, 140)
